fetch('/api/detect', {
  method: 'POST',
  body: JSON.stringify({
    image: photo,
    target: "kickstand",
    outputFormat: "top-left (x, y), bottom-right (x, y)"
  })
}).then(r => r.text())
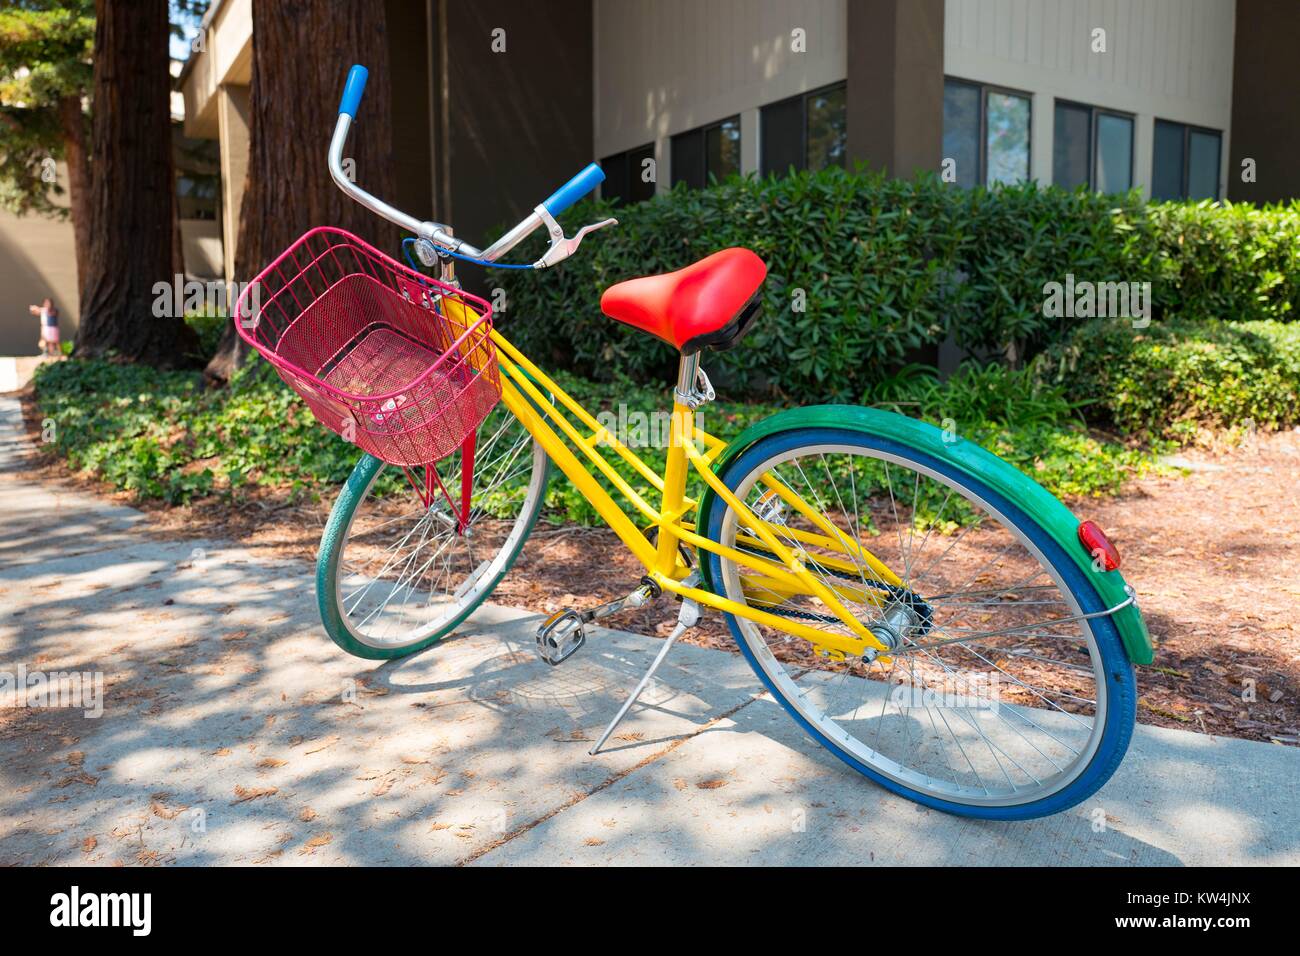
top-left (589, 576), bottom-right (700, 756)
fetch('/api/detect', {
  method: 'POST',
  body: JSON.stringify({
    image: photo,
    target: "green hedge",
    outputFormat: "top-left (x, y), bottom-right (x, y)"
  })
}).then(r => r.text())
top-left (1038, 318), bottom-right (1300, 438)
top-left (488, 170), bottom-right (1300, 401)
top-left (33, 354), bottom-right (1166, 512)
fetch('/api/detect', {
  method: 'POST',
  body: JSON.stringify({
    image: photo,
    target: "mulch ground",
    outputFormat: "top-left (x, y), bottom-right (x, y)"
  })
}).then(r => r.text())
top-left (13, 387), bottom-right (1300, 746)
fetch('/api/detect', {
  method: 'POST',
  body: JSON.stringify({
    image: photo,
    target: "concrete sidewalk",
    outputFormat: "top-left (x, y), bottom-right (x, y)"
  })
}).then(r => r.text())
top-left (1, 395), bottom-right (1296, 866)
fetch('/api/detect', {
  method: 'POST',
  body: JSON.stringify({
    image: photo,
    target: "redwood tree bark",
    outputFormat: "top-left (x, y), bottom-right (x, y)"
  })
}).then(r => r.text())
top-left (76, 0), bottom-right (198, 367)
top-left (205, 0), bottom-right (399, 382)
top-left (57, 94), bottom-right (91, 296)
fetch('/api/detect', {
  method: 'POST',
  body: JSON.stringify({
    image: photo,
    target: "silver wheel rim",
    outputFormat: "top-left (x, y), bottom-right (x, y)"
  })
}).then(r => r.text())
top-left (332, 414), bottom-right (546, 651)
top-left (718, 442), bottom-right (1109, 808)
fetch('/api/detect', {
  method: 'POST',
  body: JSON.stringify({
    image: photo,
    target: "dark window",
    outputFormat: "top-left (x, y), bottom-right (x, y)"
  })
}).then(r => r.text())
top-left (176, 175), bottom-right (219, 220)
top-left (627, 143), bottom-right (656, 203)
top-left (1152, 120), bottom-right (1221, 200)
top-left (707, 119), bottom-right (741, 181)
top-left (760, 95), bottom-right (803, 176)
top-left (600, 142), bottom-right (657, 205)
top-left (943, 80), bottom-right (981, 188)
top-left (806, 86), bottom-right (847, 171)
top-left (942, 78), bottom-right (1031, 187)
top-left (760, 83), bottom-right (847, 177)
top-left (1187, 129), bottom-right (1221, 199)
top-left (671, 116), bottom-right (740, 189)
top-left (1151, 121), bottom-right (1184, 199)
top-left (1052, 102), bottom-right (1091, 189)
top-left (601, 151), bottom-right (630, 205)
top-left (1053, 101), bottom-right (1133, 193)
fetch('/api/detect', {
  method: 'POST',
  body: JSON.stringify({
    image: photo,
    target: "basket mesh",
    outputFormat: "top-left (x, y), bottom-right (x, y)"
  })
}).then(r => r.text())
top-left (234, 228), bottom-right (500, 466)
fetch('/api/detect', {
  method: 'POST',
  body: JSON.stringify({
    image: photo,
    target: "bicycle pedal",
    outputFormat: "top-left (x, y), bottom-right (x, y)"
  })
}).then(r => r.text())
top-left (536, 609), bottom-right (586, 666)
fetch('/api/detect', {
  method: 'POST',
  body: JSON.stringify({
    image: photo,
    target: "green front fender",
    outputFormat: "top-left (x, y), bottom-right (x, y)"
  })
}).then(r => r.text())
top-left (695, 405), bottom-right (1153, 666)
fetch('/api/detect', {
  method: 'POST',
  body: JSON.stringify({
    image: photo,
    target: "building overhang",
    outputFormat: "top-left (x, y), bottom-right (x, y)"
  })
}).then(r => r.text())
top-left (178, 0), bottom-right (253, 139)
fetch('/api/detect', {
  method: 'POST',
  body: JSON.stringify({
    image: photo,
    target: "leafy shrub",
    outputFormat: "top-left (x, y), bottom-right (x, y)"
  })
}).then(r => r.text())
top-left (1147, 201), bottom-right (1300, 325)
top-left (185, 308), bottom-right (228, 361)
top-left (865, 361), bottom-right (1086, 429)
top-left (33, 356), bottom-right (360, 503)
top-left (34, 354), bottom-right (1163, 514)
top-left (1038, 318), bottom-right (1300, 437)
top-left (489, 169), bottom-right (1299, 402)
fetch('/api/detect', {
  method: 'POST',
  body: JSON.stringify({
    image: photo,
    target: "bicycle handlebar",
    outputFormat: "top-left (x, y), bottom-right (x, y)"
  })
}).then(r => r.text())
top-left (338, 64), bottom-right (368, 118)
top-left (542, 163), bottom-right (605, 216)
top-left (330, 63), bottom-right (613, 268)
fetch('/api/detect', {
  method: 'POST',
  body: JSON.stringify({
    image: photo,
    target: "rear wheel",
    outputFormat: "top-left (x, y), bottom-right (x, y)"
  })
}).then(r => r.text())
top-left (317, 405), bottom-right (548, 659)
top-left (703, 426), bottom-right (1137, 820)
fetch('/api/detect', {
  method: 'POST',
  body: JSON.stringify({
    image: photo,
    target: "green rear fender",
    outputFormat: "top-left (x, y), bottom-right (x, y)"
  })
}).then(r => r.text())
top-left (694, 405), bottom-right (1154, 666)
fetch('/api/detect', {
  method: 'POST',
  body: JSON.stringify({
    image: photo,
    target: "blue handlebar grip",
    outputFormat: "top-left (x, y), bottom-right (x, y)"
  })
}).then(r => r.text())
top-left (338, 64), bottom-right (369, 118)
top-left (542, 163), bottom-right (606, 216)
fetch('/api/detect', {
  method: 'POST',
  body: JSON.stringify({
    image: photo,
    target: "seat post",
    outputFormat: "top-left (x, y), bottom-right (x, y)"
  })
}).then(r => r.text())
top-left (675, 352), bottom-right (700, 397)
top-left (652, 351), bottom-right (701, 579)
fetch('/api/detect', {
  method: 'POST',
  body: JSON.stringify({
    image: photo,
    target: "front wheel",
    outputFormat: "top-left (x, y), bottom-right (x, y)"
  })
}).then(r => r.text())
top-left (703, 426), bottom-right (1137, 820)
top-left (316, 405), bottom-right (549, 659)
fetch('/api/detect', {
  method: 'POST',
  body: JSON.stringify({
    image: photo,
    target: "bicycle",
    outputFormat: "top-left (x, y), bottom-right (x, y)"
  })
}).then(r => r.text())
top-left (235, 65), bottom-right (1153, 821)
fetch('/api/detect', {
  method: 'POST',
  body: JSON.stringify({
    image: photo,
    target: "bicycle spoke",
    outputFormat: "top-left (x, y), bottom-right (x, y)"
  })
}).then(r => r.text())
top-left (718, 441), bottom-right (1111, 808)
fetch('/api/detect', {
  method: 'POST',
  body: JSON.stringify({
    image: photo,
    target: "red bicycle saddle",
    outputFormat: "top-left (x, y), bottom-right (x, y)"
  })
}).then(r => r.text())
top-left (599, 247), bottom-right (767, 354)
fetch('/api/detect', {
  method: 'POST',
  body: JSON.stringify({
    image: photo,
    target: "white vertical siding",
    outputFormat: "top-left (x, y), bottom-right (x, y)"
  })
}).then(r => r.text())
top-left (593, 0), bottom-right (847, 188)
top-left (944, 0), bottom-right (1236, 195)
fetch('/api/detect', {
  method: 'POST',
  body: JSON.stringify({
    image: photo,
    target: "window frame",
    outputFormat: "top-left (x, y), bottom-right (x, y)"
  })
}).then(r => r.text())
top-left (1053, 98), bottom-right (1135, 192)
top-left (670, 115), bottom-right (741, 189)
top-left (1152, 118), bottom-right (1222, 200)
top-left (759, 81), bottom-right (848, 177)
top-left (944, 76), bottom-right (1034, 187)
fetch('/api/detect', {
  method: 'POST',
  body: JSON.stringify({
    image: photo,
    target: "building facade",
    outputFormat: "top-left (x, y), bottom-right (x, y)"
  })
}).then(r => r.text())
top-left (4, 0), bottom-right (1285, 353)
top-left (175, 0), bottom-right (1296, 294)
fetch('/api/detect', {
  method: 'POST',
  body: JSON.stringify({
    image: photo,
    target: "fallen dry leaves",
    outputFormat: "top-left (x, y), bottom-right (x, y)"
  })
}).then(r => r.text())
top-left (231, 785), bottom-right (278, 804)
top-left (299, 833), bottom-right (333, 855)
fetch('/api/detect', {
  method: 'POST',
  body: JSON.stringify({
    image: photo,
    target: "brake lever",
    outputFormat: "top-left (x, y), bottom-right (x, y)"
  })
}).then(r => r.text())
top-left (533, 204), bottom-right (617, 269)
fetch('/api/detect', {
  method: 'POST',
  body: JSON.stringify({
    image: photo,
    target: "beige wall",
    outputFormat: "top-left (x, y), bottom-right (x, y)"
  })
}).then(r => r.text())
top-left (593, 0), bottom-right (848, 187)
top-left (180, 219), bottom-right (224, 279)
top-left (0, 164), bottom-right (79, 356)
top-left (1, 205), bottom-right (224, 358)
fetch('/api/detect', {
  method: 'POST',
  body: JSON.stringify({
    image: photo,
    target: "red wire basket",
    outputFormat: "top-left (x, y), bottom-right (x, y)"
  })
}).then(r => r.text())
top-left (233, 227), bottom-right (501, 467)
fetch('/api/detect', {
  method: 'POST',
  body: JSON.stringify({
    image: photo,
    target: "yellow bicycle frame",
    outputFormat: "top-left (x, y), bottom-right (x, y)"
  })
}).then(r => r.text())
top-left (476, 320), bottom-right (901, 660)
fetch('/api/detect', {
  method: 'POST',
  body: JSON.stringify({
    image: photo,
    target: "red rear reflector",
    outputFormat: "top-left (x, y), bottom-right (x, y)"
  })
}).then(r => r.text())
top-left (1078, 520), bottom-right (1121, 571)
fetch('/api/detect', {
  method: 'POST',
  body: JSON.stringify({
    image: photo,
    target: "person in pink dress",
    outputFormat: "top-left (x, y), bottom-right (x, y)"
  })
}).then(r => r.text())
top-left (28, 298), bottom-right (60, 357)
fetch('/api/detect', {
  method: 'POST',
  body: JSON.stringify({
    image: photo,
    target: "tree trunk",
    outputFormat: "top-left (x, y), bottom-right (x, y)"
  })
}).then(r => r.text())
top-left (57, 94), bottom-right (92, 297)
top-left (205, 0), bottom-right (399, 383)
top-left (76, 0), bottom-right (199, 367)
